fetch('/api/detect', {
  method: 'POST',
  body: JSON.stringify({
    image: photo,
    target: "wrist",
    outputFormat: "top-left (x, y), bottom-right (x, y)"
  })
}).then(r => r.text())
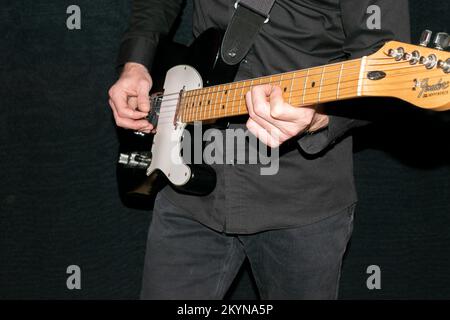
top-left (123, 62), bottom-right (149, 74)
top-left (307, 114), bottom-right (329, 133)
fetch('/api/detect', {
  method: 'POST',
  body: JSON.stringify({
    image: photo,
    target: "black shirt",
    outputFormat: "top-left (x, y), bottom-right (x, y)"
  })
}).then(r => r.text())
top-left (117, 0), bottom-right (410, 234)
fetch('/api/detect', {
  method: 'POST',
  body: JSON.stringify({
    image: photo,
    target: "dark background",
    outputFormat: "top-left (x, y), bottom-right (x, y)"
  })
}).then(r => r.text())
top-left (0, 0), bottom-right (449, 299)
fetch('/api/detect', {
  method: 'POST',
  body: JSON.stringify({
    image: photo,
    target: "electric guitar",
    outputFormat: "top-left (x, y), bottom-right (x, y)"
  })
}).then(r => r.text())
top-left (117, 28), bottom-right (450, 204)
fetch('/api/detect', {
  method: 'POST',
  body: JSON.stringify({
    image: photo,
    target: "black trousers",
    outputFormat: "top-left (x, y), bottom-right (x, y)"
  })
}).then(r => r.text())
top-left (140, 193), bottom-right (355, 300)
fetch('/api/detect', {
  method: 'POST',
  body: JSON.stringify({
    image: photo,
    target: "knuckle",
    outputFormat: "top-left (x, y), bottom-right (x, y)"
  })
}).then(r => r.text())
top-left (115, 118), bottom-right (125, 127)
top-left (108, 87), bottom-right (116, 98)
top-left (247, 106), bottom-right (255, 118)
top-left (285, 128), bottom-right (298, 137)
top-left (253, 103), bottom-right (265, 116)
top-left (138, 79), bottom-right (150, 90)
top-left (117, 109), bottom-right (129, 118)
top-left (270, 105), bottom-right (283, 118)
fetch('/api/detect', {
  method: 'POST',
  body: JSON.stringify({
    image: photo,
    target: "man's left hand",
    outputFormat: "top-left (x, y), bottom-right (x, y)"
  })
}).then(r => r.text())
top-left (245, 84), bottom-right (329, 148)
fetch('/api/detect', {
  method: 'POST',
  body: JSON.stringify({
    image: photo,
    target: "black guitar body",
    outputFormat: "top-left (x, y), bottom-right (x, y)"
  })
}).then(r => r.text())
top-left (117, 29), bottom-right (239, 209)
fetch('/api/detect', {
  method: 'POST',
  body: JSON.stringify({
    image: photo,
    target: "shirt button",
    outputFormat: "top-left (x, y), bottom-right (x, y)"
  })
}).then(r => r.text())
top-left (242, 59), bottom-right (248, 64)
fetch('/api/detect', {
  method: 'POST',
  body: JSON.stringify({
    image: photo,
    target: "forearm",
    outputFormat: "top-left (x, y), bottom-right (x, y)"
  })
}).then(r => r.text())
top-left (117, 0), bottom-right (184, 69)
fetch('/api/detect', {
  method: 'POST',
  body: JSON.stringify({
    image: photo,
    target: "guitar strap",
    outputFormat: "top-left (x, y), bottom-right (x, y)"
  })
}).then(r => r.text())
top-left (221, 0), bottom-right (276, 65)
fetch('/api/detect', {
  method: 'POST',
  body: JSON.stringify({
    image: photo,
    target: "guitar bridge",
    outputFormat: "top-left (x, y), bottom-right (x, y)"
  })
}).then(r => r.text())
top-left (174, 89), bottom-right (185, 126)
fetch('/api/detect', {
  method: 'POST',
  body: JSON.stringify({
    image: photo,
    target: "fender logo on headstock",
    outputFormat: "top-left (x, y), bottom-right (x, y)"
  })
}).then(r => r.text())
top-left (416, 78), bottom-right (449, 98)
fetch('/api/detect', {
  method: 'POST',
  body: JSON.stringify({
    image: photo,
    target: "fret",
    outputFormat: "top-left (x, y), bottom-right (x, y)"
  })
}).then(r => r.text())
top-left (217, 84), bottom-right (224, 118)
top-left (209, 87), bottom-right (214, 119)
top-left (317, 63), bottom-right (341, 104)
top-left (279, 73), bottom-right (292, 103)
top-left (214, 84), bottom-right (220, 119)
top-left (197, 90), bottom-right (203, 120)
top-left (302, 69), bottom-right (309, 105)
top-left (239, 81), bottom-right (246, 115)
top-left (288, 72), bottom-right (295, 104)
top-left (205, 88), bottom-right (210, 120)
top-left (233, 82), bottom-right (240, 114)
top-left (188, 91), bottom-right (193, 122)
top-left (224, 83), bottom-right (231, 117)
top-left (338, 60), bottom-right (360, 99)
top-left (189, 92), bottom-right (194, 122)
top-left (318, 66), bottom-right (326, 103)
top-left (201, 88), bottom-right (206, 120)
top-left (192, 90), bottom-right (198, 122)
top-left (232, 83), bottom-right (237, 116)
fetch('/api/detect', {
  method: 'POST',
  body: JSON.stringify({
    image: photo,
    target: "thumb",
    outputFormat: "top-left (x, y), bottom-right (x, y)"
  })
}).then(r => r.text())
top-left (137, 80), bottom-right (151, 113)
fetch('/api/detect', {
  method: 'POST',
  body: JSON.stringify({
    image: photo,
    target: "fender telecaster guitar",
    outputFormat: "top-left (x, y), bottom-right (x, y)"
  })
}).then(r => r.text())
top-left (117, 28), bottom-right (450, 202)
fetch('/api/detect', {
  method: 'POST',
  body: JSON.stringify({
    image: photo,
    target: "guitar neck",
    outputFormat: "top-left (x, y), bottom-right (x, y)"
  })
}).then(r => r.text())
top-left (179, 57), bottom-right (366, 123)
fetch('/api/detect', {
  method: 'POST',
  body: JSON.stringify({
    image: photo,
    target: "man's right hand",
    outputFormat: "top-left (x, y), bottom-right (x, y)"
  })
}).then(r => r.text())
top-left (108, 62), bottom-right (154, 133)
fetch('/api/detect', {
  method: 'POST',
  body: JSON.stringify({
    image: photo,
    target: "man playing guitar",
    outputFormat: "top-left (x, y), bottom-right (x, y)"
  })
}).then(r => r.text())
top-left (109, 0), bottom-right (411, 299)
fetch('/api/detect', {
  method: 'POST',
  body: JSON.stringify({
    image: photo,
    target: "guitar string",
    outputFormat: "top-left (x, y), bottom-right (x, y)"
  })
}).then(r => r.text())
top-left (155, 72), bottom-right (448, 123)
top-left (150, 62), bottom-right (445, 114)
top-left (155, 76), bottom-right (446, 124)
top-left (147, 58), bottom-right (418, 104)
top-left (144, 56), bottom-right (399, 103)
top-left (154, 71), bottom-right (446, 121)
top-left (147, 56), bottom-right (443, 104)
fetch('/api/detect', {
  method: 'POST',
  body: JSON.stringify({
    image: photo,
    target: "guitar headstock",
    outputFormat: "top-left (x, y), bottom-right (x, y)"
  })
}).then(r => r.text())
top-left (365, 34), bottom-right (450, 111)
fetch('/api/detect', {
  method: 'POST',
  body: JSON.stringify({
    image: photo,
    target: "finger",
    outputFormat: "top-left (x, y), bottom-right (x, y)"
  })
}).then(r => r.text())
top-left (268, 86), bottom-right (299, 121)
top-left (246, 88), bottom-right (282, 135)
top-left (110, 89), bottom-right (148, 120)
top-left (250, 84), bottom-right (272, 120)
top-left (110, 99), bottom-right (153, 130)
top-left (246, 118), bottom-right (282, 148)
top-left (137, 81), bottom-right (151, 113)
top-left (128, 96), bottom-right (138, 110)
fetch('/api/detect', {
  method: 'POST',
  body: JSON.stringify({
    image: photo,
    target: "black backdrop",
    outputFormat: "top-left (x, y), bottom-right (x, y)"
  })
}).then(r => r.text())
top-left (0, 0), bottom-right (449, 299)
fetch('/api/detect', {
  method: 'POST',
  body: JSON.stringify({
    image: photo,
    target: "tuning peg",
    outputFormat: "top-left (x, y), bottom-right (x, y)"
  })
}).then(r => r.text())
top-left (433, 32), bottom-right (450, 50)
top-left (419, 30), bottom-right (433, 47)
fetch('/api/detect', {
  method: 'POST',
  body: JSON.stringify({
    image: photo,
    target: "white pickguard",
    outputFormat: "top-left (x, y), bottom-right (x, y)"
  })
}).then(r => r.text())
top-left (146, 65), bottom-right (203, 186)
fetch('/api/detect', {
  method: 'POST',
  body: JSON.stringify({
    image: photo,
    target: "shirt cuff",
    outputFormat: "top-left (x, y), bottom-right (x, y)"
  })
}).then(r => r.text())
top-left (116, 34), bottom-right (160, 71)
top-left (298, 115), bottom-right (365, 155)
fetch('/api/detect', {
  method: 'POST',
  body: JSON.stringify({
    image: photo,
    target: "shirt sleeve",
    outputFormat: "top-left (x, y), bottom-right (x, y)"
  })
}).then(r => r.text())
top-left (116, 0), bottom-right (184, 70)
top-left (298, 0), bottom-right (411, 155)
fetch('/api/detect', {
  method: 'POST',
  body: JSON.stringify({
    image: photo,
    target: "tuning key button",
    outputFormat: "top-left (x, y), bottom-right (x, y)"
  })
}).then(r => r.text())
top-left (388, 47), bottom-right (405, 61)
top-left (438, 58), bottom-right (450, 73)
top-left (422, 54), bottom-right (438, 69)
top-left (409, 50), bottom-right (421, 65)
top-left (420, 30), bottom-right (433, 47)
top-left (433, 32), bottom-right (450, 50)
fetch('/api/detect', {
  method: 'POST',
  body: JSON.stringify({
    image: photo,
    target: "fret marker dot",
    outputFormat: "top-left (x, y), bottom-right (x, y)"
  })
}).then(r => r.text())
top-left (312, 82), bottom-right (316, 88)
